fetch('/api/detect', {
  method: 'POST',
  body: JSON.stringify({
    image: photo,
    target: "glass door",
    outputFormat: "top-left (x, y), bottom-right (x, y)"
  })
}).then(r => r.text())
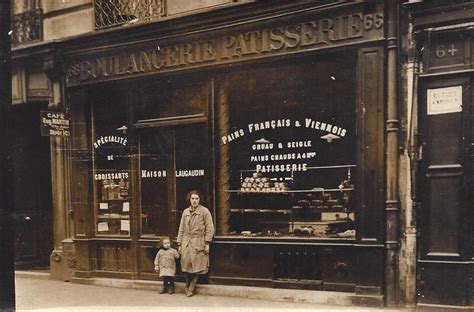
top-left (139, 123), bottom-right (210, 238)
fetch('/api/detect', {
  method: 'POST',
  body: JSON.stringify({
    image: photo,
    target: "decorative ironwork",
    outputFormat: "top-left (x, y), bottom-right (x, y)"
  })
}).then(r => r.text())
top-left (274, 247), bottom-right (322, 282)
top-left (11, 9), bottom-right (42, 45)
top-left (95, 0), bottom-right (165, 30)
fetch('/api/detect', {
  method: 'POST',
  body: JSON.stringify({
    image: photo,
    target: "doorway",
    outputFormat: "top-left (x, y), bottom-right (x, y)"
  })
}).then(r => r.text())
top-left (416, 75), bottom-right (473, 306)
top-left (138, 122), bottom-right (211, 239)
top-left (10, 102), bottom-right (53, 269)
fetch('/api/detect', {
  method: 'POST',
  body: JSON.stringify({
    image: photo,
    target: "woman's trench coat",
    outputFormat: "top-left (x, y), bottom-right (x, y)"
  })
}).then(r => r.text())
top-left (177, 205), bottom-right (215, 274)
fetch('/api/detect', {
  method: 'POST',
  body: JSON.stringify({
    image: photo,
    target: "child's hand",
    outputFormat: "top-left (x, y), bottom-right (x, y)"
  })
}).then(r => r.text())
top-left (154, 266), bottom-right (159, 273)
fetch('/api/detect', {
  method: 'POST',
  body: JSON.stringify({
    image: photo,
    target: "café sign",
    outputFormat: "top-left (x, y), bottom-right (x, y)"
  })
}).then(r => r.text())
top-left (40, 111), bottom-right (71, 137)
top-left (66, 11), bottom-right (384, 86)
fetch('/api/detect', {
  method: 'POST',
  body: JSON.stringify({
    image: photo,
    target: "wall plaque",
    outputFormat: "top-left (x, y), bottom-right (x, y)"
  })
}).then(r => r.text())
top-left (427, 86), bottom-right (462, 115)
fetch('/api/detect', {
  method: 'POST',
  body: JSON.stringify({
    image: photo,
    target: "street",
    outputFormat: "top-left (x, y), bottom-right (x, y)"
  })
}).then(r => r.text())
top-left (15, 276), bottom-right (388, 312)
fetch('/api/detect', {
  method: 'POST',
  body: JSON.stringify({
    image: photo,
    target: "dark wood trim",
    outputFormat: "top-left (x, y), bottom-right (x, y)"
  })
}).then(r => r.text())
top-left (135, 116), bottom-right (207, 128)
top-left (356, 46), bottom-right (385, 244)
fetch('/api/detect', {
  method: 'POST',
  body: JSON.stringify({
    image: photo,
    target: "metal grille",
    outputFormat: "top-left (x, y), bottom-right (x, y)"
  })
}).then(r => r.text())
top-left (11, 9), bottom-right (42, 45)
top-left (274, 247), bottom-right (322, 281)
top-left (94, 0), bottom-right (165, 29)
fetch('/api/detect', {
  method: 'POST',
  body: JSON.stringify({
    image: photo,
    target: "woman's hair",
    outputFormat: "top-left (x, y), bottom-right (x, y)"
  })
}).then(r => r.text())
top-left (186, 189), bottom-right (202, 203)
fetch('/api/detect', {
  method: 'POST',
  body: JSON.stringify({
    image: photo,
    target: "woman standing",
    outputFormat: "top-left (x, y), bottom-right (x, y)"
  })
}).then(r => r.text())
top-left (177, 190), bottom-right (215, 297)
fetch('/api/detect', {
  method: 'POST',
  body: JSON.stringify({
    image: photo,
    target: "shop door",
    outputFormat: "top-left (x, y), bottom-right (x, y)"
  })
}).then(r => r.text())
top-left (417, 76), bottom-right (473, 306)
top-left (138, 122), bottom-right (209, 275)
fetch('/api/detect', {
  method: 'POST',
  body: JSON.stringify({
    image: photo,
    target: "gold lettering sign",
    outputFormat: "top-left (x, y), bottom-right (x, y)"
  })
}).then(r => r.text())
top-left (66, 12), bottom-right (384, 86)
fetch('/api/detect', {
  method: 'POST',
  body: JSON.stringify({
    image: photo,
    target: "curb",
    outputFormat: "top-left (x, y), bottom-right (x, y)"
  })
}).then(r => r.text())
top-left (15, 271), bottom-right (51, 280)
top-left (16, 270), bottom-right (384, 308)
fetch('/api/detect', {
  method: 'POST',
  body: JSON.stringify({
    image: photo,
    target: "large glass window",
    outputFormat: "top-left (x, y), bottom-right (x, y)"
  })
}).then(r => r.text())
top-left (92, 84), bottom-right (130, 236)
top-left (220, 53), bottom-right (357, 239)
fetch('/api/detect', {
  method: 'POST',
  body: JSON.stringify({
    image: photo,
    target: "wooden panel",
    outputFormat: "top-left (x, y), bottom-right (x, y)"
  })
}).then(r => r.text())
top-left (210, 243), bottom-right (273, 280)
top-left (426, 175), bottom-right (462, 256)
top-left (138, 245), bottom-right (160, 274)
top-left (356, 47), bottom-right (385, 243)
top-left (418, 261), bottom-right (470, 306)
top-left (424, 33), bottom-right (470, 73)
top-left (97, 243), bottom-right (132, 272)
top-left (274, 246), bottom-right (323, 283)
top-left (70, 90), bottom-right (91, 237)
top-left (12, 66), bottom-right (25, 105)
top-left (26, 65), bottom-right (51, 101)
top-left (428, 113), bottom-right (462, 165)
top-left (73, 240), bottom-right (93, 272)
top-left (322, 247), bottom-right (355, 292)
top-left (354, 247), bottom-right (383, 294)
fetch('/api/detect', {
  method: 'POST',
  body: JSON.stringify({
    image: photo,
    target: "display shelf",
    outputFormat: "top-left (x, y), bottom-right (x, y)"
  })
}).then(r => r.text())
top-left (229, 164), bottom-right (356, 238)
top-left (226, 188), bottom-right (354, 193)
top-left (98, 213), bottom-right (130, 219)
top-left (230, 208), bottom-right (292, 213)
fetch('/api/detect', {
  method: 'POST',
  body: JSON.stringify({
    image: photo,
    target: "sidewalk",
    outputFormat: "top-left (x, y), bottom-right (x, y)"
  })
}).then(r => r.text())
top-left (15, 271), bottom-right (408, 311)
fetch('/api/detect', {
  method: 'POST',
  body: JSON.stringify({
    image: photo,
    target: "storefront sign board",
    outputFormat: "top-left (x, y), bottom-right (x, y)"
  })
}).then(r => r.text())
top-left (40, 110), bottom-right (71, 137)
top-left (65, 10), bottom-right (384, 86)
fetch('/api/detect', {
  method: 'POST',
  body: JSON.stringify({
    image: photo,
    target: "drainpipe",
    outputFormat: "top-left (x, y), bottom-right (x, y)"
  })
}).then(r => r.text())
top-left (404, 10), bottom-right (421, 308)
top-left (385, 0), bottom-right (400, 307)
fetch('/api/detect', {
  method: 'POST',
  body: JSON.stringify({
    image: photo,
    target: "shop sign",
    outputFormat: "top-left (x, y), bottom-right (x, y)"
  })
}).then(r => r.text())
top-left (222, 117), bottom-right (348, 174)
top-left (40, 110), bottom-right (71, 137)
top-left (66, 11), bottom-right (384, 86)
top-left (140, 169), bottom-right (206, 178)
top-left (427, 86), bottom-right (462, 115)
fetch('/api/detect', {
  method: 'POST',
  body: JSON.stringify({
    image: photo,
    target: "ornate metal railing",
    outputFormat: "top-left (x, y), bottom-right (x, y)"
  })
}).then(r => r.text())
top-left (11, 9), bottom-right (42, 46)
top-left (94, 0), bottom-right (165, 29)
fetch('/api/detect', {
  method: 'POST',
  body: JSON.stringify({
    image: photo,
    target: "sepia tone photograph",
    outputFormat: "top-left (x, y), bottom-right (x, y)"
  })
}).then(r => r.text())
top-left (0, 0), bottom-right (473, 311)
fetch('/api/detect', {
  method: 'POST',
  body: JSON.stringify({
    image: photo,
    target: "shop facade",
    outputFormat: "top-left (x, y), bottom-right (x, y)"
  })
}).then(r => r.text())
top-left (44, 0), bottom-right (401, 307)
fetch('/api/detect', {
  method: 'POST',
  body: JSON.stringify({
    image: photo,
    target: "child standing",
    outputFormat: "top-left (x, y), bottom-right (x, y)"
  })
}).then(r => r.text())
top-left (154, 237), bottom-right (180, 294)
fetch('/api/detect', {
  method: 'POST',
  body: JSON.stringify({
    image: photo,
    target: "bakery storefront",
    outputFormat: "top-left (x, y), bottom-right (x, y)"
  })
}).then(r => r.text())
top-left (64, 1), bottom-right (396, 305)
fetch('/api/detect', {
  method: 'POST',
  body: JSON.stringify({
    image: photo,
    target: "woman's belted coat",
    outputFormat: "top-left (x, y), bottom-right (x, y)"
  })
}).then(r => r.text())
top-left (177, 205), bottom-right (214, 274)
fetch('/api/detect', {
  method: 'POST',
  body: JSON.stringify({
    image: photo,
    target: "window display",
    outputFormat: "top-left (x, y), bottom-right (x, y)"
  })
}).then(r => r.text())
top-left (220, 54), bottom-right (357, 239)
top-left (92, 86), bottom-right (130, 236)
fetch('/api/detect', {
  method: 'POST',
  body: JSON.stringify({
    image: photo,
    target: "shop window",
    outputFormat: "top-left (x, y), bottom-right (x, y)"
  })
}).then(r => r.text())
top-left (92, 86), bottom-right (130, 236)
top-left (218, 54), bottom-right (357, 239)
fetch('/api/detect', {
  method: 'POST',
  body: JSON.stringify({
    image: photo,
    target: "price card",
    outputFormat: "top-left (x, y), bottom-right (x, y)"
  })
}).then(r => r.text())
top-left (120, 220), bottom-right (130, 231)
top-left (99, 202), bottom-right (109, 210)
top-left (97, 222), bottom-right (109, 232)
top-left (122, 202), bottom-right (130, 212)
